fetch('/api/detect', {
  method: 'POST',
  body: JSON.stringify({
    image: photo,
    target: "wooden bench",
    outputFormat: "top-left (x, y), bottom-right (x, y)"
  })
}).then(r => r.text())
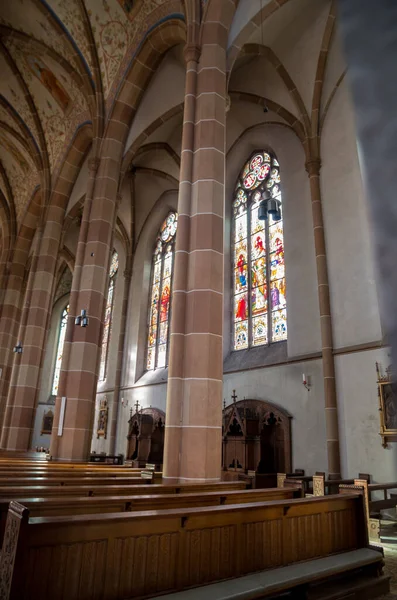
top-left (313, 473), bottom-right (370, 496)
top-left (0, 487), bottom-right (300, 547)
top-left (0, 480), bottom-right (247, 499)
top-left (0, 476), bottom-right (149, 487)
top-left (0, 493), bottom-right (387, 599)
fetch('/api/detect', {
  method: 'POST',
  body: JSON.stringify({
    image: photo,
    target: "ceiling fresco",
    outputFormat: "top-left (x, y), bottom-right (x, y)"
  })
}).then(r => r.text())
top-left (0, 0), bottom-right (185, 226)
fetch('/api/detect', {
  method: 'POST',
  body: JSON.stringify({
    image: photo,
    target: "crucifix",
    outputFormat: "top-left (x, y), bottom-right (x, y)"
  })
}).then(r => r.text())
top-left (231, 390), bottom-right (238, 404)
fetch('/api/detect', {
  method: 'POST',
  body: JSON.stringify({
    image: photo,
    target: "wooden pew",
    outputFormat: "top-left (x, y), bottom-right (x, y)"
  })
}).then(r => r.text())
top-left (0, 480), bottom-right (247, 500)
top-left (0, 493), bottom-right (388, 600)
top-left (0, 487), bottom-right (300, 547)
top-left (0, 476), bottom-right (149, 487)
top-left (349, 478), bottom-right (397, 542)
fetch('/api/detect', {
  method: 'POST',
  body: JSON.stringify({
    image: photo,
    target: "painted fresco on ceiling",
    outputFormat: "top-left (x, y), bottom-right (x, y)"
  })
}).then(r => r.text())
top-left (4, 36), bottom-right (89, 169)
top-left (46, 0), bottom-right (95, 76)
top-left (116, 0), bottom-right (138, 19)
top-left (0, 0), bottom-right (77, 71)
top-left (27, 56), bottom-right (71, 114)
top-left (0, 132), bottom-right (38, 218)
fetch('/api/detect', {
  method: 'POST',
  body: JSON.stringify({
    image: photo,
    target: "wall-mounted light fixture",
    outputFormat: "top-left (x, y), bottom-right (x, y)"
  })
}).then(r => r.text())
top-left (258, 190), bottom-right (282, 222)
top-left (75, 309), bottom-right (89, 327)
top-left (302, 373), bottom-right (311, 391)
top-left (13, 341), bottom-right (23, 354)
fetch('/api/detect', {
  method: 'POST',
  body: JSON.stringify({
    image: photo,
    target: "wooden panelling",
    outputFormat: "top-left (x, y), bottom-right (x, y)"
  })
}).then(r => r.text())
top-left (2, 494), bottom-right (367, 599)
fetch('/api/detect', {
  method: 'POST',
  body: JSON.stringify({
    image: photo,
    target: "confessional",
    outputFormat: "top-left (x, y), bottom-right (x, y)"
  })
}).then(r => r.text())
top-left (222, 398), bottom-right (292, 486)
top-left (127, 407), bottom-right (165, 469)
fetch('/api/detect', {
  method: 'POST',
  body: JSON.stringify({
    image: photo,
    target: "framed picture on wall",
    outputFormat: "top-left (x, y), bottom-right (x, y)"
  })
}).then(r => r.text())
top-left (377, 363), bottom-right (397, 447)
top-left (97, 397), bottom-right (108, 439)
top-left (41, 409), bottom-right (54, 435)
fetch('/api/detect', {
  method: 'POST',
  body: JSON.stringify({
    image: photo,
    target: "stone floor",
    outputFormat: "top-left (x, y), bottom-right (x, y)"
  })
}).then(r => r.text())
top-left (381, 547), bottom-right (397, 599)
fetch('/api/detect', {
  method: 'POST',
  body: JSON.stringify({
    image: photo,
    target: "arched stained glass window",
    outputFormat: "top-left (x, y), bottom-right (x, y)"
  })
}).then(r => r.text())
top-left (52, 304), bottom-right (69, 396)
top-left (233, 151), bottom-right (287, 350)
top-left (99, 251), bottom-right (119, 381)
top-left (147, 212), bottom-right (178, 370)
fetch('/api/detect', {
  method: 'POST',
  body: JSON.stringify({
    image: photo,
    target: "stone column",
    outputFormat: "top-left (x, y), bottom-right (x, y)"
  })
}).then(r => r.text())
top-left (0, 199), bottom-right (41, 431)
top-left (306, 159), bottom-right (341, 479)
top-left (163, 39), bottom-right (225, 483)
top-left (50, 156), bottom-right (120, 461)
top-left (109, 173), bottom-right (135, 455)
top-left (109, 266), bottom-right (132, 454)
top-left (0, 207), bottom-right (66, 451)
top-left (50, 157), bottom-right (99, 459)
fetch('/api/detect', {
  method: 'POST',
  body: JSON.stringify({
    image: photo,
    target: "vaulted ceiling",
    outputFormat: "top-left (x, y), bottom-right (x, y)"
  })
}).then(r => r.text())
top-left (0, 0), bottom-right (185, 223)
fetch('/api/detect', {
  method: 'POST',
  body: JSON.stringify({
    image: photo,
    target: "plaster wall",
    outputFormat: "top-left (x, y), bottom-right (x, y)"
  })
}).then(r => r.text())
top-left (321, 79), bottom-right (382, 349)
top-left (66, 152), bottom-right (90, 214)
top-left (124, 48), bottom-right (185, 155)
top-left (336, 347), bottom-right (396, 482)
top-left (223, 359), bottom-right (327, 474)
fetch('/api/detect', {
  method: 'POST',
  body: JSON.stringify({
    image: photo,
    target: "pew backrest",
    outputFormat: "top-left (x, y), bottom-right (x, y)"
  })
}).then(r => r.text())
top-left (2, 493), bottom-right (368, 600)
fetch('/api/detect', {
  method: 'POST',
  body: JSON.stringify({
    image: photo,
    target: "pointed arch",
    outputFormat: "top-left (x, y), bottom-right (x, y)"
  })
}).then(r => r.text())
top-left (232, 150), bottom-right (287, 350)
top-left (99, 250), bottom-right (119, 381)
top-left (146, 211), bottom-right (178, 370)
top-left (51, 303), bottom-right (69, 396)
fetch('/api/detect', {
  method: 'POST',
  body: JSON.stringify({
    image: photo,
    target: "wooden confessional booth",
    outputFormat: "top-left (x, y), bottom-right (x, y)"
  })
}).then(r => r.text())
top-left (127, 407), bottom-right (165, 469)
top-left (222, 398), bottom-right (292, 487)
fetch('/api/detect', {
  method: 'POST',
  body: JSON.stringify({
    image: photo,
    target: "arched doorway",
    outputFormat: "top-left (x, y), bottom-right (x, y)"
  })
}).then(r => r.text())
top-left (127, 407), bottom-right (165, 468)
top-left (222, 399), bottom-right (292, 483)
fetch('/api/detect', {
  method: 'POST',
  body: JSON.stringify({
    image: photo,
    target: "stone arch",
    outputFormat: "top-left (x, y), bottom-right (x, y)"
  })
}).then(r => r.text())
top-left (106, 18), bottom-right (186, 160)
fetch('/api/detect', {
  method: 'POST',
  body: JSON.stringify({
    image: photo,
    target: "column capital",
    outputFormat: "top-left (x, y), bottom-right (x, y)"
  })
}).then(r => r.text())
top-left (183, 44), bottom-right (201, 65)
top-left (305, 158), bottom-right (321, 177)
top-left (88, 157), bottom-right (100, 174)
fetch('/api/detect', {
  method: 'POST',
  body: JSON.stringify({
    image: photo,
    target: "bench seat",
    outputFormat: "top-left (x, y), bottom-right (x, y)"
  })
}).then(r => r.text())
top-left (151, 548), bottom-right (388, 600)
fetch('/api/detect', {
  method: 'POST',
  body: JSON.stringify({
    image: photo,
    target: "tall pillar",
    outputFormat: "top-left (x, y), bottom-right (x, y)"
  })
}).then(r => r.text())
top-left (50, 156), bottom-right (121, 461)
top-left (163, 39), bottom-right (226, 483)
top-left (0, 211), bottom-right (62, 451)
top-left (306, 159), bottom-right (341, 478)
top-left (50, 157), bottom-right (99, 459)
top-left (0, 200), bottom-right (41, 431)
top-left (109, 266), bottom-right (132, 454)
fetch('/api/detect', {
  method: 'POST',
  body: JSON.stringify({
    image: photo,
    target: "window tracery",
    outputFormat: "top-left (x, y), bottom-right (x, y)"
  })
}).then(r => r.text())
top-left (51, 304), bottom-right (69, 396)
top-left (233, 151), bottom-right (287, 349)
top-left (99, 251), bottom-right (119, 380)
top-left (147, 212), bottom-right (178, 370)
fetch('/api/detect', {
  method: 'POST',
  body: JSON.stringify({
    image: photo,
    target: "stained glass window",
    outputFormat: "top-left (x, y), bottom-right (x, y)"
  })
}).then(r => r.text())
top-left (233, 151), bottom-right (287, 349)
top-left (51, 304), bottom-right (69, 396)
top-left (147, 212), bottom-right (178, 370)
top-left (99, 251), bottom-right (119, 381)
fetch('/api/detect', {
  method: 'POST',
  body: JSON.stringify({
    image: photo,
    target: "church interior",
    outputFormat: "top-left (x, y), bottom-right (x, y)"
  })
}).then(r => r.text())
top-left (0, 0), bottom-right (396, 598)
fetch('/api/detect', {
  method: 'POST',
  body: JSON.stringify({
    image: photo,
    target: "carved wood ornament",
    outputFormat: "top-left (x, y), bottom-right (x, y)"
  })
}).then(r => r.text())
top-left (376, 362), bottom-right (397, 447)
top-left (222, 397), bottom-right (292, 475)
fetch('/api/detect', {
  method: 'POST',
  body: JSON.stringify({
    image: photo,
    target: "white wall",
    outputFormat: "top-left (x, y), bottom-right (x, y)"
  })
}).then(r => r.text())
top-left (337, 347), bottom-right (397, 481)
top-left (321, 79), bottom-right (382, 349)
top-left (223, 359), bottom-right (327, 473)
top-left (124, 47), bottom-right (185, 156)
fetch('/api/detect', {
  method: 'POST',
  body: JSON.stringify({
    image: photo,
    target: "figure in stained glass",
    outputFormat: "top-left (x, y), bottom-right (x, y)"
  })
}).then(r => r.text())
top-left (232, 151), bottom-right (287, 349)
top-left (146, 212), bottom-right (178, 370)
top-left (51, 304), bottom-right (69, 396)
top-left (99, 251), bottom-right (119, 381)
